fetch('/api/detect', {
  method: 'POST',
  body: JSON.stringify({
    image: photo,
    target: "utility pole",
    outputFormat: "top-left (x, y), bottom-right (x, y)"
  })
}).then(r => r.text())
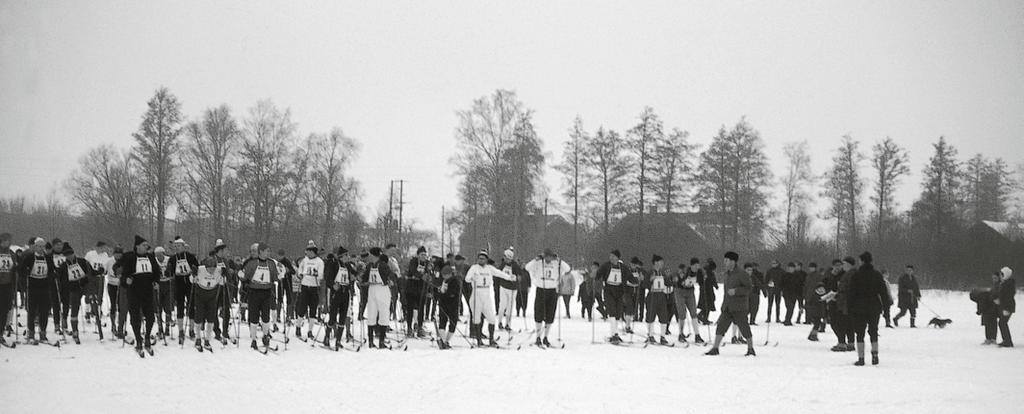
top-left (388, 180), bottom-right (395, 244)
top-left (441, 205), bottom-right (445, 258)
top-left (397, 179), bottom-right (405, 253)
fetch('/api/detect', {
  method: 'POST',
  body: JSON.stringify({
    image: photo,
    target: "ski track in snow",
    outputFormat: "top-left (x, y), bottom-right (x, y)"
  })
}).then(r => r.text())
top-left (1, 290), bottom-right (1022, 413)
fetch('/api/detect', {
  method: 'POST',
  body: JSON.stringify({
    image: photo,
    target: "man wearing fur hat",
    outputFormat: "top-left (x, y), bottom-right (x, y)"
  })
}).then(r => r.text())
top-left (119, 235), bottom-right (162, 356)
top-left (495, 247), bottom-right (524, 332)
top-left (704, 251), bottom-right (756, 357)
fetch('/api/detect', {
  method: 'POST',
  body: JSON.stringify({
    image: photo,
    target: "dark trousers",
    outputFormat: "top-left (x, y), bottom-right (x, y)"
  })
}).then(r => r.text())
top-left (983, 314), bottom-right (998, 341)
top-left (766, 288), bottom-right (781, 321)
top-left (852, 312), bottom-right (880, 343)
top-left (63, 287), bottom-right (83, 333)
top-left (748, 294), bottom-right (761, 324)
top-left (126, 285), bottom-right (155, 347)
top-left (998, 313), bottom-right (1013, 345)
top-left (515, 288), bottom-right (529, 316)
top-left (715, 307), bottom-right (752, 338)
top-left (894, 306), bottom-right (917, 321)
top-left (174, 276), bottom-right (191, 320)
top-left (581, 296), bottom-right (595, 319)
top-left (438, 300), bottom-right (459, 333)
top-left (155, 281), bottom-right (173, 332)
top-left (562, 295), bottom-right (571, 318)
top-left (595, 291), bottom-right (606, 318)
top-left (831, 309), bottom-right (856, 344)
top-left (0, 283), bottom-right (12, 332)
top-left (783, 294), bottom-right (797, 323)
top-left (49, 281), bottom-right (62, 331)
top-left (358, 286), bottom-right (368, 320)
top-left (27, 279), bottom-right (51, 336)
top-left (882, 306), bottom-right (892, 326)
top-left (636, 287), bottom-right (646, 320)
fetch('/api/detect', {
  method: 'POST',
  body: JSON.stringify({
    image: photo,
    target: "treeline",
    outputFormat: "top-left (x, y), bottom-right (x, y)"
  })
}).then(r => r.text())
top-left (1, 87), bottom-right (434, 256)
top-left (451, 89), bottom-right (1023, 288)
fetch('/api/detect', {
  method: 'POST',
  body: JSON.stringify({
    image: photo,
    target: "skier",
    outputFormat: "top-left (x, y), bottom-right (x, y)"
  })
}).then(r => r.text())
top-left (644, 255), bottom-right (672, 345)
top-left (495, 248), bottom-right (523, 331)
top-left (106, 247), bottom-right (127, 339)
top-left (275, 249), bottom-right (296, 330)
top-left (764, 260), bottom-right (784, 323)
top-left (595, 249), bottom-right (637, 344)
top-left (83, 241), bottom-right (111, 328)
top-left (893, 265), bottom-right (921, 328)
top-left (211, 240), bottom-right (236, 342)
top-left (995, 267), bottom-right (1015, 347)
top-left (803, 262), bottom-right (827, 341)
top-left (404, 246), bottom-right (431, 337)
top-left (433, 259), bottom-right (462, 349)
top-left (296, 241), bottom-right (324, 340)
top-left (18, 237), bottom-right (56, 344)
top-left (324, 247), bottom-right (356, 348)
top-left (524, 249), bottom-right (569, 347)
top-left (49, 238), bottom-right (67, 336)
top-left (671, 258), bottom-right (704, 344)
top-left (629, 257), bottom-right (646, 331)
top-left (361, 247), bottom-right (397, 349)
top-left (847, 252), bottom-right (891, 365)
top-left (0, 233), bottom-right (18, 346)
top-left (466, 250), bottom-right (518, 347)
top-left (119, 235), bottom-right (161, 356)
top-left (190, 257), bottom-right (223, 351)
top-left (240, 243), bottom-right (280, 351)
top-left (704, 251), bottom-right (756, 357)
top-left (781, 262), bottom-right (799, 325)
top-left (57, 244), bottom-right (95, 344)
top-left (169, 237), bottom-right (199, 343)
top-left (515, 251), bottom-right (532, 318)
top-left (153, 246), bottom-right (173, 342)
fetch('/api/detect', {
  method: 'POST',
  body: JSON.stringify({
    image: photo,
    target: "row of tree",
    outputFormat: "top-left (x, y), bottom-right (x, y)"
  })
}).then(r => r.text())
top-left (61, 88), bottom-right (371, 254)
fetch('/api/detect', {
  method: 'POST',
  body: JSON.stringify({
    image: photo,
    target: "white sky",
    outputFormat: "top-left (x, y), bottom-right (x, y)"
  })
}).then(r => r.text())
top-left (2, 0), bottom-right (1022, 237)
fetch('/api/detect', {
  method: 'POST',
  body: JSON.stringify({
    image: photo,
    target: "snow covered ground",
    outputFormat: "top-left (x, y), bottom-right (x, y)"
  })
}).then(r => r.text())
top-left (2, 289), bottom-right (1022, 413)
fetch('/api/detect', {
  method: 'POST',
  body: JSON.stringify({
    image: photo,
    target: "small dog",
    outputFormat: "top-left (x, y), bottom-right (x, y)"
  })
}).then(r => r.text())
top-left (927, 317), bottom-right (953, 328)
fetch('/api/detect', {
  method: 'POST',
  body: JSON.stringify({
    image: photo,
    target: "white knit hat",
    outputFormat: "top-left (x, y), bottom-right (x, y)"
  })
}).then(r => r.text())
top-left (1001, 267), bottom-right (1013, 278)
top-left (504, 247), bottom-right (514, 260)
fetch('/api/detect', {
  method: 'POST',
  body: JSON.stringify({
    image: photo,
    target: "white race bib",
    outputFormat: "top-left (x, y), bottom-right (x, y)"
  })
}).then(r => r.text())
top-left (91, 261), bottom-right (102, 272)
top-left (304, 264), bottom-right (319, 277)
top-left (0, 254), bottom-right (13, 272)
top-left (253, 265), bottom-right (271, 284)
top-left (135, 257), bottom-right (152, 274)
top-left (651, 276), bottom-right (665, 292)
top-left (32, 259), bottom-right (48, 277)
top-left (369, 267), bottom-right (383, 285)
top-left (608, 268), bottom-right (622, 285)
top-left (337, 268), bottom-right (350, 285)
top-left (175, 258), bottom-right (191, 275)
top-left (68, 263), bottom-right (86, 281)
top-left (503, 267), bottom-right (513, 277)
top-left (473, 271), bottom-right (490, 288)
top-left (416, 264), bottom-right (425, 274)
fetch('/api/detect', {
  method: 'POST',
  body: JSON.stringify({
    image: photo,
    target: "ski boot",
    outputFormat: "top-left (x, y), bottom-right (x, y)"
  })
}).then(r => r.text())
top-left (188, 328), bottom-right (195, 339)
top-left (535, 337), bottom-right (543, 347)
top-left (871, 353), bottom-right (879, 365)
top-left (831, 343), bottom-right (847, 352)
top-left (72, 331), bottom-right (81, 345)
top-left (909, 318), bottom-right (916, 328)
top-left (745, 347), bottom-right (756, 357)
top-left (694, 334), bottom-right (705, 345)
top-left (646, 335), bottom-right (657, 344)
top-left (854, 358), bottom-right (865, 366)
top-left (659, 336), bottom-right (669, 346)
top-left (262, 334), bottom-right (271, 348)
top-left (730, 336), bottom-right (740, 345)
top-left (295, 326), bottom-right (302, 338)
top-left (542, 337), bottom-right (552, 347)
top-left (195, 339), bottom-right (203, 352)
top-left (624, 326), bottom-right (634, 335)
top-left (489, 338), bottom-right (498, 347)
top-left (808, 332), bottom-right (818, 342)
top-left (203, 339), bottom-right (213, 352)
top-left (678, 333), bottom-right (687, 343)
top-left (704, 347), bottom-right (719, 356)
top-left (609, 333), bottom-right (622, 344)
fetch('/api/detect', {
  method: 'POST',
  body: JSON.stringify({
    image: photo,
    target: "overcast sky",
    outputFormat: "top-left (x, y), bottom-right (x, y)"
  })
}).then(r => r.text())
top-left (2, 0), bottom-right (1022, 237)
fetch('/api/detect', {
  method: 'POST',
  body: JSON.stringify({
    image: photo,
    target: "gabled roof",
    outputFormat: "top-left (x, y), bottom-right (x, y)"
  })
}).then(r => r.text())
top-left (980, 220), bottom-right (1024, 242)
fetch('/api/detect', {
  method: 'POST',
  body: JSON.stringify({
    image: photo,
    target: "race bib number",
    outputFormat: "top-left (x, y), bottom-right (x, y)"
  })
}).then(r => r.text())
top-left (369, 267), bottom-right (383, 284)
top-left (608, 268), bottom-right (621, 285)
top-left (768, 281), bottom-right (775, 288)
top-left (651, 276), bottom-right (665, 291)
top-left (217, 262), bottom-right (226, 270)
top-left (0, 254), bottom-right (12, 272)
top-left (68, 263), bottom-right (86, 281)
top-left (32, 259), bottom-right (48, 277)
top-left (135, 257), bottom-right (152, 274)
top-left (543, 267), bottom-right (555, 281)
top-left (91, 261), bottom-right (102, 272)
top-left (416, 264), bottom-right (425, 274)
top-left (304, 265), bottom-right (319, 277)
top-left (175, 259), bottom-right (191, 275)
top-left (475, 274), bottom-right (490, 288)
top-left (683, 278), bottom-right (695, 288)
top-left (253, 266), bottom-right (271, 284)
top-left (503, 267), bottom-right (513, 277)
top-left (337, 268), bottom-right (350, 285)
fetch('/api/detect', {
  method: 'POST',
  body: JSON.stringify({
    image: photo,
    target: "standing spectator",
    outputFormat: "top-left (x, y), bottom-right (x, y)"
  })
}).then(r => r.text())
top-left (803, 262), bottom-right (827, 341)
top-left (696, 258), bottom-right (718, 325)
top-left (893, 265), bottom-right (921, 328)
top-left (995, 267), bottom-right (1015, 347)
top-left (847, 252), bottom-right (890, 366)
top-left (764, 260), bottom-right (784, 323)
top-left (782, 262), bottom-right (799, 325)
top-left (969, 272), bottom-right (1002, 345)
top-left (748, 263), bottom-right (765, 326)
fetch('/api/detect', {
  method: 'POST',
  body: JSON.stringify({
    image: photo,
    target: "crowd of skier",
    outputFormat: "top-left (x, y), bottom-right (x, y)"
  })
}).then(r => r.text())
top-left (0, 231), bottom-right (1016, 365)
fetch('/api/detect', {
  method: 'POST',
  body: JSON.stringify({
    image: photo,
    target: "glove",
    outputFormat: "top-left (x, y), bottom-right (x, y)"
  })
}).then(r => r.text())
top-left (126, 277), bottom-right (133, 286)
top-left (727, 288), bottom-right (736, 296)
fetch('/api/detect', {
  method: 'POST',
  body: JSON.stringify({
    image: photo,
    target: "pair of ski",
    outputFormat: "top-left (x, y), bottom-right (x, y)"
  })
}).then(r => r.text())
top-left (252, 342), bottom-right (280, 355)
top-left (134, 347), bottom-right (155, 358)
top-left (524, 341), bottom-right (565, 350)
top-left (642, 338), bottom-right (679, 348)
top-left (318, 338), bottom-right (363, 352)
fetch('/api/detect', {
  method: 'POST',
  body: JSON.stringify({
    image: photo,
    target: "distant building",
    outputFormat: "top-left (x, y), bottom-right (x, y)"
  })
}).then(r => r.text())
top-left (458, 214), bottom-right (574, 263)
top-left (590, 210), bottom-right (713, 268)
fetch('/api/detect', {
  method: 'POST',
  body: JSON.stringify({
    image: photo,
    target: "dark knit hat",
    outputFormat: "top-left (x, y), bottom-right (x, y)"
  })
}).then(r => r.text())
top-left (610, 249), bottom-right (622, 259)
top-left (133, 235), bottom-right (147, 247)
top-left (62, 244), bottom-right (74, 255)
top-left (630, 256), bottom-right (641, 265)
top-left (454, 254), bottom-right (465, 261)
top-left (369, 247), bottom-right (383, 257)
top-left (690, 257), bottom-right (700, 265)
top-left (652, 254), bottom-right (663, 263)
top-left (416, 246), bottom-right (426, 254)
top-left (543, 248), bottom-right (555, 258)
top-left (843, 256), bottom-right (856, 265)
top-left (724, 251), bottom-right (739, 262)
top-left (337, 246), bottom-right (349, 255)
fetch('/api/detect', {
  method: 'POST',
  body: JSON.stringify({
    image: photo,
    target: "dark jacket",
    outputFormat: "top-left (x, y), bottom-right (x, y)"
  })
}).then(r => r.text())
top-left (764, 266), bottom-right (785, 291)
top-left (998, 277), bottom-right (1016, 314)
top-left (58, 257), bottom-right (96, 291)
top-left (596, 261), bottom-right (636, 288)
top-left (698, 268), bottom-right (718, 311)
top-left (750, 269), bottom-right (766, 298)
top-left (720, 267), bottom-right (751, 313)
top-left (970, 288), bottom-right (998, 325)
top-left (804, 270), bottom-right (827, 303)
top-left (847, 263), bottom-right (891, 316)
top-left (118, 251), bottom-right (161, 293)
top-left (897, 273), bottom-right (921, 309)
top-left (496, 260), bottom-right (523, 290)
